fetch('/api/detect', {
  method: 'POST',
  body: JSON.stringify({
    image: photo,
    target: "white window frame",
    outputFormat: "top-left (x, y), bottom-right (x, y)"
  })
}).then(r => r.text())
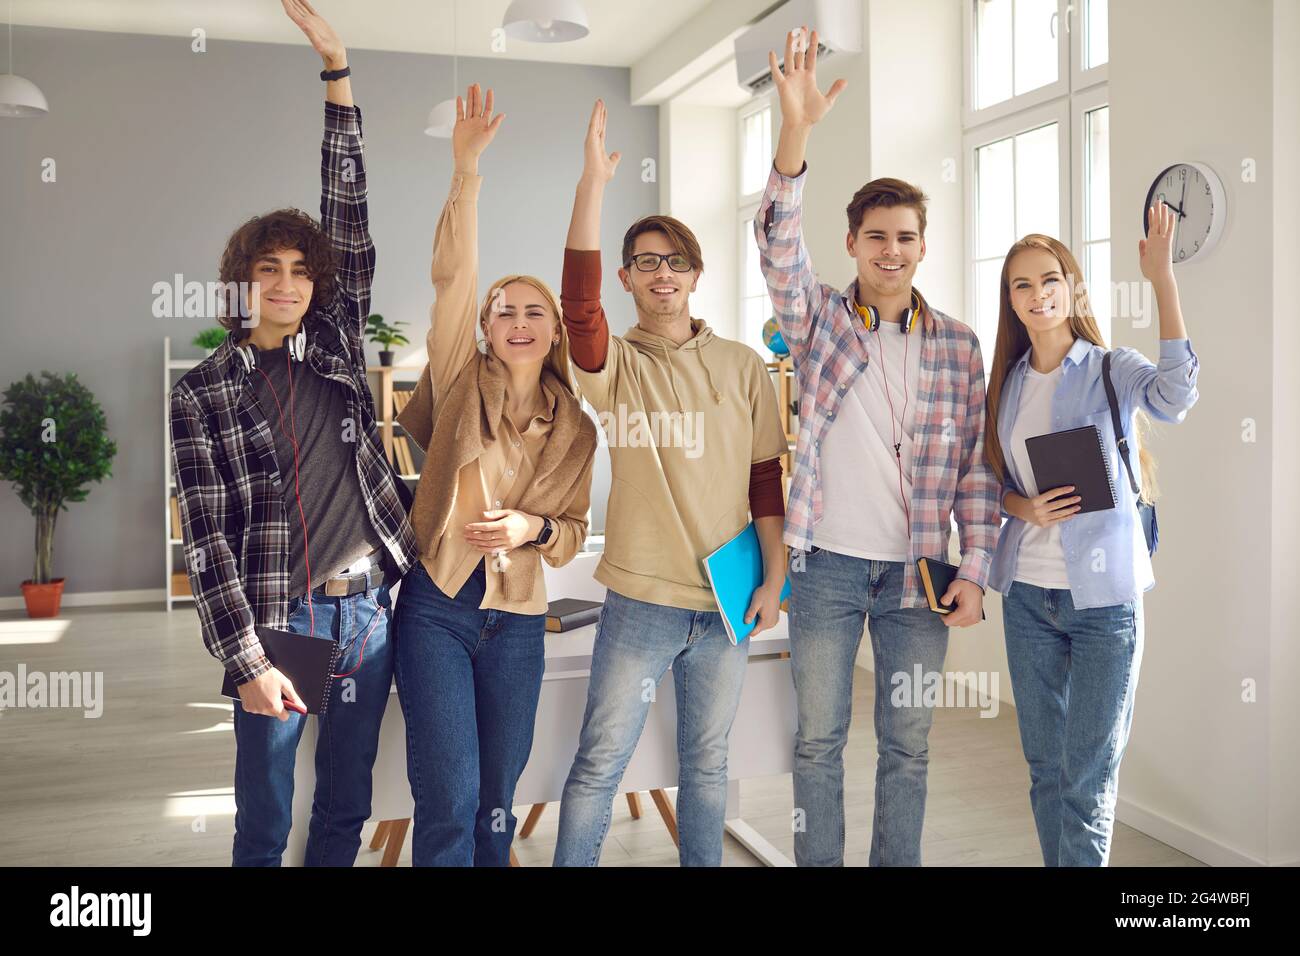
top-left (737, 94), bottom-right (775, 208)
top-left (1069, 82), bottom-right (1110, 255)
top-left (1071, 0), bottom-right (1109, 91)
top-left (963, 0), bottom-right (1109, 350)
top-left (737, 95), bottom-right (776, 353)
top-left (963, 98), bottom-right (1071, 345)
top-left (962, 0), bottom-right (1071, 128)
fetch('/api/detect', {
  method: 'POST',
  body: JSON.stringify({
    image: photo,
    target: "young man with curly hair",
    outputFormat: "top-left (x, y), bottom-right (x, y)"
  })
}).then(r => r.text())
top-left (168, 1), bottom-right (418, 866)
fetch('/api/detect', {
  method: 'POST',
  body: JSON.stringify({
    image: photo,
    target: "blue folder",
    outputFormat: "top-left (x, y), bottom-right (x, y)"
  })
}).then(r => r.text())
top-left (702, 522), bottom-right (791, 645)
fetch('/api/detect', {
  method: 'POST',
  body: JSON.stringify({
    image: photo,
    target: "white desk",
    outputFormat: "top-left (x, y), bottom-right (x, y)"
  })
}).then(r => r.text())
top-left (288, 551), bottom-right (797, 866)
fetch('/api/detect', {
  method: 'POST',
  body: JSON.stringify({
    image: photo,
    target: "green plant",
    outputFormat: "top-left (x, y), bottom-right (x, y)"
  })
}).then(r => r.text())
top-left (192, 327), bottom-right (227, 351)
top-left (364, 313), bottom-right (409, 350)
top-left (0, 372), bottom-right (117, 584)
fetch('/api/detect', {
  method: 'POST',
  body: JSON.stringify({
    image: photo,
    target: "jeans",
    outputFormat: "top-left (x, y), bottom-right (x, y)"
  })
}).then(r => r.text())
top-left (392, 560), bottom-right (546, 867)
top-left (554, 588), bottom-right (749, 867)
top-left (231, 583), bottom-right (393, 867)
top-left (1002, 581), bottom-right (1143, 866)
top-left (788, 549), bottom-right (950, 866)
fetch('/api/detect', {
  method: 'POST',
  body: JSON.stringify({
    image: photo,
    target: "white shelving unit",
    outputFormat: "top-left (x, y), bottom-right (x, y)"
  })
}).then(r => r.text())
top-left (164, 337), bottom-right (201, 611)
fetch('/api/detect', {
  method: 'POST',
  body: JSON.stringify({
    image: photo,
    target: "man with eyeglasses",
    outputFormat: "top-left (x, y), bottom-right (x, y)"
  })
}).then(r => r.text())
top-left (551, 100), bottom-right (790, 867)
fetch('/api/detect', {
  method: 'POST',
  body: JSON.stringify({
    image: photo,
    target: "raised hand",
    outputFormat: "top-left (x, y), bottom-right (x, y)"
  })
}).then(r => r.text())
top-left (582, 99), bottom-right (622, 184)
top-left (453, 84), bottom-right (505, 172)
top-left (281, 0), bottom-right (345, 68)
top-left (768, 27), bottom-right (847, 129)
top-left (1139, 200), bottom-right (1176, 284)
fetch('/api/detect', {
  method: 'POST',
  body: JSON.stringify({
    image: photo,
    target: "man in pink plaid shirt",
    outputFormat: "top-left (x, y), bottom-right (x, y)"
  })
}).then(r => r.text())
top-left (754, 29), bottom-right (1000, 866)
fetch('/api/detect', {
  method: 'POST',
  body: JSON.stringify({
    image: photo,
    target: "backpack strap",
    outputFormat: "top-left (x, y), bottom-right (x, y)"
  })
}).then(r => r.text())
top-left (1102, 351), bottom-right (1141, 495)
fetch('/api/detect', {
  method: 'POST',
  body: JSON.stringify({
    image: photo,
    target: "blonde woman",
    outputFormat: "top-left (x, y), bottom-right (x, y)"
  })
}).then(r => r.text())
top-left (984, 205), bottom-right (1199, 865)
top-left (392, 85), bottom-right (597, 866)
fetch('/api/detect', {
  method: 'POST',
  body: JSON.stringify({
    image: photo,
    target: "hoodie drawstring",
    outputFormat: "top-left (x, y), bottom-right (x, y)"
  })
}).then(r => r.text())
top-left (697, 344), bottom-right (723, 405)
top-left (657, 339), bottom-right (687, 414)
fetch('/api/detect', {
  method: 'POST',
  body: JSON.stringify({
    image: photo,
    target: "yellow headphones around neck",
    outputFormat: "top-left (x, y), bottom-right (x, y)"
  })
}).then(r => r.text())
top-left (855, 290), bottom-right (922, 334)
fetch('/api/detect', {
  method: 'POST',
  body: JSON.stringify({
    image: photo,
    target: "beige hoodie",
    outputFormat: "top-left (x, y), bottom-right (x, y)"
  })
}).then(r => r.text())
top-left (575, 318), bottom-right (788, 611)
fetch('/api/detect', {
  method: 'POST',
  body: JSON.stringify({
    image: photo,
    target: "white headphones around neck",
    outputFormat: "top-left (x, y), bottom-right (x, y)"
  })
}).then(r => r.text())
top-left (236, 327), bottom-right (307, 372)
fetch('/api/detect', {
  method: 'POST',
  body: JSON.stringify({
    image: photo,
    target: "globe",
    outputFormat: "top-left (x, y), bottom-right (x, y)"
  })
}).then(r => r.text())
top-left (762, 316), bottom-right (789, 358)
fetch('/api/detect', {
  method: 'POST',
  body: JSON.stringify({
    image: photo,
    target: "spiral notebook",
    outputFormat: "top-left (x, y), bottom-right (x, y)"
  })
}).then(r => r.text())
top-left (1025, 424), bottom-right (1117, 515)
top-left (220, 626), bottom-right (341, 716)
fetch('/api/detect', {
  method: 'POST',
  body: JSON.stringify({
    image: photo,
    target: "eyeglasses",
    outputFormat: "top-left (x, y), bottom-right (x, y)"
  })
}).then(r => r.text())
top-left (625, 252), bottom-right (693, 273)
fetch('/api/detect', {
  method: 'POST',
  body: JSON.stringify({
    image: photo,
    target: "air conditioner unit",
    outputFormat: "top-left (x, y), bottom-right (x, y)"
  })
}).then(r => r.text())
top-left (734, 0), bottom-right (863, 94)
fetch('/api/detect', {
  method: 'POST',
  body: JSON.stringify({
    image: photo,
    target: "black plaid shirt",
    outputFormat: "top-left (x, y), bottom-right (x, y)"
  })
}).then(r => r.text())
top-left (169, 102), bottom-right (418, 685)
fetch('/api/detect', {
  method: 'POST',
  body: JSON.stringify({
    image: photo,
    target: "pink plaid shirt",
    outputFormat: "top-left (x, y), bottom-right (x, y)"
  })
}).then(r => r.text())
top-left (754, 163), bottom-right (1000, 608)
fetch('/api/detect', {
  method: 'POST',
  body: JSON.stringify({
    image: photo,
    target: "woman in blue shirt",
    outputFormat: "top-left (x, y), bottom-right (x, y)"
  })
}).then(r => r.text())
top-left (983, 203), bottom-right (1199, 866)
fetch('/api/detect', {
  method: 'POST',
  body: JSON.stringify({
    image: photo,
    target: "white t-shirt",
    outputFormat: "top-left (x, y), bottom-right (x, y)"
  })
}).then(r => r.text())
top-left (1007, 364), bottom-right (1071, 588)
top-left (813, 320), bottom-right (922, 561)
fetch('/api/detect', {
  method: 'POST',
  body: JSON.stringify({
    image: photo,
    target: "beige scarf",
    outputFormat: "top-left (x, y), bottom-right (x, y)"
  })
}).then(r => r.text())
top-left (397, 352), bottom-right (597, 602)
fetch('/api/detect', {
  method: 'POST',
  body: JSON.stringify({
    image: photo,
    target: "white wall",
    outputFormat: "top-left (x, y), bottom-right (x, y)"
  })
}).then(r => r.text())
top-left (1268, 0), bottom-right (1300, 867)
top-left (1109, 0), bottom-right (1287, 865)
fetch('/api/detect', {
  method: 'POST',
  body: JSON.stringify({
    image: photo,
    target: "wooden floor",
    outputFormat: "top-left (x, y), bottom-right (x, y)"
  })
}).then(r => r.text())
top-left (0, 604), bottom-right (1202, 867)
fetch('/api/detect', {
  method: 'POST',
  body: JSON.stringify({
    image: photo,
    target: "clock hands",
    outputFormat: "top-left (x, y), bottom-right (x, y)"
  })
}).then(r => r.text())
top-left (1172, 176), bottom-right (1188, 254)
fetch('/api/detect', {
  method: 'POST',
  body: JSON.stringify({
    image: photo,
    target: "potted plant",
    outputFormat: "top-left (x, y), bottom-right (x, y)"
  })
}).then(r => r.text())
top-left (0, 372), bottom-right (118, 618)
top-left (364, 314), bottom-right (409, 366)
top-left (192, 327), bottom-right (227, 356)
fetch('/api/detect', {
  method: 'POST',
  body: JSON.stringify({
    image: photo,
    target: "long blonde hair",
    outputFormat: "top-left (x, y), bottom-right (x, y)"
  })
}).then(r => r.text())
top-left (985, 234), bottom-right (1159, 503)
top-left (478, 274), bottom-right (578, 399)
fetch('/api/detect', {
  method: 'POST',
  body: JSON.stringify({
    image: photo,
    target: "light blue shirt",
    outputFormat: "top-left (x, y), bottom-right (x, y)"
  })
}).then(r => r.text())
top-left (989, 337), bottom-right (1199, 609)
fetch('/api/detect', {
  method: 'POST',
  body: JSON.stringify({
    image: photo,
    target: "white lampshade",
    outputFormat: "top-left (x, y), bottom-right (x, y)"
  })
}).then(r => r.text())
top-left (0, 72), bottom-right (47, 117)
top-left (424, 98), bottom-right (457, 138)
top-left (502, 0), bottom-right (589, 43)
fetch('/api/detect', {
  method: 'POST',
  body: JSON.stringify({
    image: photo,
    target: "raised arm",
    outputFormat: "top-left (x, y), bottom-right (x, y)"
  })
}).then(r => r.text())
top-left (1112, 200), bottom-right (1200, 421)
top-left (754, 28), bottom-right (847, 357)
top-left (281, 0), bottom-right (373, 353)
top-left (561, 99), bottom-right (621, 374)
top-left (423, 84), bottom-right (503, 408)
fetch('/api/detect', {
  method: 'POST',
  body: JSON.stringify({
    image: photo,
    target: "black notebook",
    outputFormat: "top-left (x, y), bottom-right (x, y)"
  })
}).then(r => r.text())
top-left (1024, 425), bottom-right (1117, 515)
top-left (916, 557), bottom-right (987, 619)
top-left (220, 626), bottom-right (341, 716)
top-left (546, 598), bottom-right (603, 633)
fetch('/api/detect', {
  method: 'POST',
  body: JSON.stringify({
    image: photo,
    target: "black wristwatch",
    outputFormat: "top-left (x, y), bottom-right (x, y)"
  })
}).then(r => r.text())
top-left (533, 516), bottom-right (554, 546)
top-left (320, 66), bottom-right (351, 81)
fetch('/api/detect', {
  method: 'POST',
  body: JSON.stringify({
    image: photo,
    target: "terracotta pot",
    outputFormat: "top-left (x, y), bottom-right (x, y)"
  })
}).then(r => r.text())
top-left (21, 578), bottom-right (65, 618)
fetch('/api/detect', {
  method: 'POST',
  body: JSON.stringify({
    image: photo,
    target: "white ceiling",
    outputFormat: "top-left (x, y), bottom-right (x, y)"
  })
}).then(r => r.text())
top-left (8, 0), bottom-right (717, 68)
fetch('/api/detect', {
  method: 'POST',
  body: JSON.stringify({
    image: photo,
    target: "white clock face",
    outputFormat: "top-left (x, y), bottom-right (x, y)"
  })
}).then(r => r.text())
top-left (1144, 162), bottom-right (1226, 263)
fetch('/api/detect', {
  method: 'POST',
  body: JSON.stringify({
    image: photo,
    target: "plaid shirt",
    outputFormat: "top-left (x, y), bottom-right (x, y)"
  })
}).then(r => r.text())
top-left (753, 163), bottom-right (1000, 608)
top-left (169, 102), bottom-right (418, 684)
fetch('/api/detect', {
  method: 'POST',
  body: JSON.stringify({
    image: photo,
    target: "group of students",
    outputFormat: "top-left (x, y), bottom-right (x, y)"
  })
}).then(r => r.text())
top-left (170, 6), bottom-right (1199, 869)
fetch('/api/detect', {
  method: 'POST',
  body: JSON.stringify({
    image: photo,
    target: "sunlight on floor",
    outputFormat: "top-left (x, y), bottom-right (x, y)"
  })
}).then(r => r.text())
top-left (0, 619), bottom-right (70, 645)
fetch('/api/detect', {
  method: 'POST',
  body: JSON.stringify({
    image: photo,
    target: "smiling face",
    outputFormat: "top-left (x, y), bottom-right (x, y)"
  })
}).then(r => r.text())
top-left (617, 231), bottom-right (700, 328)
top-left (1006, 246), bottom-right (1072, 334)
top-left (481, 280), bottom-right (559, 367)
top-left (847, 205), bottom-right (926, 300)
top-left (245, 248), bottom-right (313, 342)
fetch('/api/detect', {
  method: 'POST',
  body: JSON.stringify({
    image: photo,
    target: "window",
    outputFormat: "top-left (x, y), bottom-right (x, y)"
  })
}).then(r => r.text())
top-left (738, 98), bottom-right (774, 355)
top-left (1079, 98), bottom-right (1110, 341)
top-left (964, 0), bottom-right (1110, 356)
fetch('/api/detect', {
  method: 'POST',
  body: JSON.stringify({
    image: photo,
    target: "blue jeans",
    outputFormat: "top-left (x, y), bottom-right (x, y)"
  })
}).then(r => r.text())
top-left (554, 589), bottom-right (749, 867)
top-left (392, 560), bottom-right (546, 867)
top-left (1002, 581), bottom-right (1143, 866)
top-left (231, 583), bottom-right (393, 867)
top-left (788, 549), bottom-right (950, 866)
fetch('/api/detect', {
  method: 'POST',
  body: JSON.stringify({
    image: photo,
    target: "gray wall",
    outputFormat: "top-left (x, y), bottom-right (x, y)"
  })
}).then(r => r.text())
top-left (0, 26), bottom-right (658, 596)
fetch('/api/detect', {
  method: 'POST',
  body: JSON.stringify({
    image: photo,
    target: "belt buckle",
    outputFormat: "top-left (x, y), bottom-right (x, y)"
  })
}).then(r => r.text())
top-left (324, 577), bottom-right (350, 597)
